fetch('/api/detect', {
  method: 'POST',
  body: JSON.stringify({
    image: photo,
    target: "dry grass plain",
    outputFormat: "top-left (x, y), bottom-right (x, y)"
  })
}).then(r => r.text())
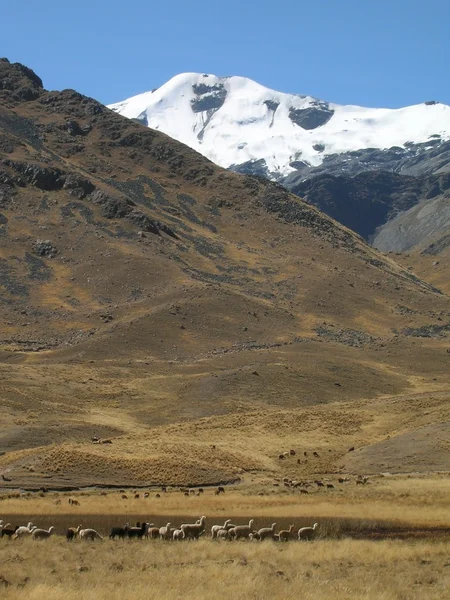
top-left (2, 476), bottom-right (450, 599)
top-left (2, 536), bottom-right (450, 600)
top-left (2, 475), bottom-right (450, 526)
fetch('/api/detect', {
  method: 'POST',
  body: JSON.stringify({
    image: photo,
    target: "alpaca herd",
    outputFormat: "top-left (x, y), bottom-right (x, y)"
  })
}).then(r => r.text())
top-left (1, 517), bottom-right (319, 542)
top-left (0, 520), bottom-right (55, 540)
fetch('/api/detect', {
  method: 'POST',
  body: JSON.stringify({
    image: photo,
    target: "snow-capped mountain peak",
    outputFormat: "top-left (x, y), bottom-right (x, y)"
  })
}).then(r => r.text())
top-left (109, 73), bottom-right (450, 180)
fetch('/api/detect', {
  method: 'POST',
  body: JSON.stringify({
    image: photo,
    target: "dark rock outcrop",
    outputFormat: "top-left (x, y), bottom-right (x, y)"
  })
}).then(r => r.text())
top-left (0, 58), bottom-right (43, 102)
top-left (264, 100), bottom-right (279, 112)
top-left (288, 103), bottom-right (334, 130)
top-left (32, 240), bottom-right (57, 258)
top-left (289, 171), bottom-right (450, 243)
top-left (283, 140), bottom-right (450, 187)
top-left (3, 160), bottom-right (65, 190)
top-left (191, 83), bottom-right (227, 113)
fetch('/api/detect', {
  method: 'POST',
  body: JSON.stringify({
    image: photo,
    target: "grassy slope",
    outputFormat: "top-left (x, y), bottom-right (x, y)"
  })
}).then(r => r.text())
top-left (0, 60), bottom-right (450, 488)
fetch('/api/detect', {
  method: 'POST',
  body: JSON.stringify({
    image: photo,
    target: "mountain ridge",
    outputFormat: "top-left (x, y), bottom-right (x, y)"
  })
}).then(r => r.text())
top-left (1, 57), bottom-right (450, 488)
top-left (109, 72), bottom-right (450, 181)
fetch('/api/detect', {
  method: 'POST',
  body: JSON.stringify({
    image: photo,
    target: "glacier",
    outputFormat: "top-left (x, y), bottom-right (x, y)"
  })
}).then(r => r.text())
top-left (109, 73), bottom-right (450, 180)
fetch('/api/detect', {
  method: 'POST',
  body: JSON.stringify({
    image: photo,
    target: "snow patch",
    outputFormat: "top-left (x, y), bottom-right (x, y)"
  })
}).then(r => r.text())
top-left (109, 73), bottom-right (450, 179)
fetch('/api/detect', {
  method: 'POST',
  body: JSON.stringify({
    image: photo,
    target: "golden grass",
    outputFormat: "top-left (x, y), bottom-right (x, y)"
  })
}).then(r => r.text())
top-left (1, 537), bottom-right (449, 600)
top-left (2, 476), bottom-right (450, 527)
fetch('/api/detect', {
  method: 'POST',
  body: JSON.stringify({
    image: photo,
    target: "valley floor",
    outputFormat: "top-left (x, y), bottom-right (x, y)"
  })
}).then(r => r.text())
top-left (0, 521), bottom-right (449, 600)
top-left (1, 476), bottom-right (450, 598)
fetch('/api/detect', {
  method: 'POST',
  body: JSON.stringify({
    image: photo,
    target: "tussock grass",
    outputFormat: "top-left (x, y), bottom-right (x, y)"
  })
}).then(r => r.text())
top-left (1, 537), bottom-right (450, 599)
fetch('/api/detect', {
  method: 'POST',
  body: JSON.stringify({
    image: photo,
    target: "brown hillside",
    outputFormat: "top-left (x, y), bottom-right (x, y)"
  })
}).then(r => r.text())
top-left (0, 58), bottom-right (449, 488)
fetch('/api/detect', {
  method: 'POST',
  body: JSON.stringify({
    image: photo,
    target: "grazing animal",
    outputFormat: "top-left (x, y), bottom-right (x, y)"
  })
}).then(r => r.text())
top-left (173, 529), bottom-right (185, 541)
top-left (257, 523), bottom-right (277, 541)
top-left (326, 483), bottom-right (334, 489)
top-left (216, 528), bottom-right (230, 540)
top-left (32, 526), bottom-right (55, 540)
top-left (159, 523), bottom-right (172, 540)
top-left (289, 449), bottom-right (296, 456)
top-left (229, 519), bottom-right (254, 540)
top-left (278, 525), bottom-right (295, 542)
top-left (217, 486), bottom-right (225, 494)
top-left (13, 523), bottom-right (35, 539)
top-left (109, 524), bottom-right (130, 540)
top-left (127, 522), bottom-right (151, 539)
top-left (181, 516), bottom-right (206, 540)
top-left (211, 519), bottom-right (231, 539)
top-left (313, 452), bottom-right (319, 457)
top-left (79, 528), bottom-right (103, 541)
top-left (146, 526), bottom-right (160, 539)
top-left (1, 525), bottom-right (19, 539)
top-left (298, 523), bottom-right (318, 541)
top-left (66, 525), bottom-right (82, 541)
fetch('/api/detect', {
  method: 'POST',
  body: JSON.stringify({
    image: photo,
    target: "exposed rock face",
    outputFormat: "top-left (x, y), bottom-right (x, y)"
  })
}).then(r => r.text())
top-left (230, 158), bottom-right (273, 180)
top-left (290, 171), bottom-right (450, 245)
top-left (191, 83), bottom-right (227, 113)
top-left (288, 103), bottom-right (334, 130)
top-left (0, 57), bottom-right (43, 102)
top-left (422, 234), bottom-right (450, 255)
top-left (33, 240), bottom-right (57, 258)
top-left (63, 173), bottom-right (95, 198)
top-left (372, 190), bottom-right (450, 252)
top-left (133, 112), bottom-right (148, 126)
top-left (289, 171), bottom-right (450, 241)
top-left (283, 140), bottom-right (450, 186)
top-left (3, 160), bottom-right (65, 190)
top-left (263, 99), bottom-right (279, 112)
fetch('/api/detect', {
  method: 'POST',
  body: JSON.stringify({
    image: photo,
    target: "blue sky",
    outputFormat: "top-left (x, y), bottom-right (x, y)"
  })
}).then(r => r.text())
top-left (4, 0), bottom-right (450, 107)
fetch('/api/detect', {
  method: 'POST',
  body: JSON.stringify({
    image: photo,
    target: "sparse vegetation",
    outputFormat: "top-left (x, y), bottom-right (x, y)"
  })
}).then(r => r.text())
top-left (1, 57), bottom-right (450, 600)
top-left (0, 535), bottom-right (449, 599)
